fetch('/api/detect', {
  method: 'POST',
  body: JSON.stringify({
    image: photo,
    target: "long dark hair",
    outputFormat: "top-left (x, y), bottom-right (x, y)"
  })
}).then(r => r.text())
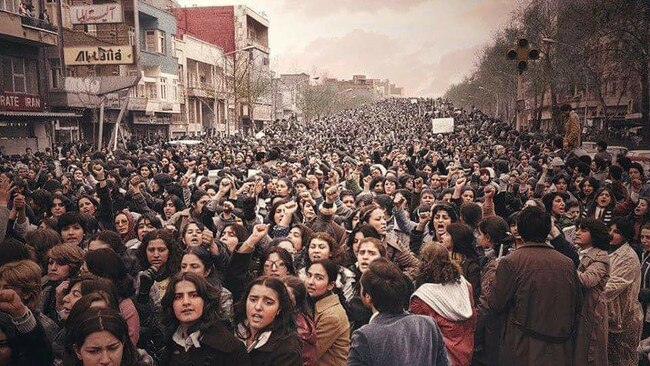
top-left (84, 248), bottom-right (135, 300)
top-left (138, 229), bottom-right (182, 279)
top-left (65, 308), bottom-right (137, 366)
top-left (234, 276), bottom-right (296, 340)
top-left (446, 223), bottom-right (479, 259)
top-left (161, 272), bottom-right (224, 333)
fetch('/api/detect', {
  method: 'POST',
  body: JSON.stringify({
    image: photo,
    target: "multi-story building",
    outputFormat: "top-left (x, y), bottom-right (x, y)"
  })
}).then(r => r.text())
top-left (273, 73), bottom-right (309, 122)
top-left (173, 4), bottom-right (271, 135)
top-left (0, 0), bottom-right (70, 154)
top-left (173, 33), bottom-right (226, 138)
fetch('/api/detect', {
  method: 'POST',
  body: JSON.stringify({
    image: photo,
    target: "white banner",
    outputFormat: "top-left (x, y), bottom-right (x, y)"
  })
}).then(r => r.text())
top-left (71, 3), bottom-right (123, 24)
top-left (431, 117), bottom-right (454, 134)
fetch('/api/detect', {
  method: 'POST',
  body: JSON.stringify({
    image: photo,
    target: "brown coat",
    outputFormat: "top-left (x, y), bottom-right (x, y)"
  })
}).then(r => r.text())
top-left (314, 293), bottom-right (350, 366)
top-left (492, 241), bottom-right (582, 366)
top-left (574, 247), bottom-right (610, 366)
top-left (563, 110), bottom-right (581, 150)
top-left (384, 231), bottom-right (421, 280)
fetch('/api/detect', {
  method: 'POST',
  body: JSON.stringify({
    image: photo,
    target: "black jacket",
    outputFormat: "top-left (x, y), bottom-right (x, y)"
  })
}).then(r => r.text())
top-left (247, 328), bottom-right (302, 366)
top-left (163, 323), bottom-right (249, 366)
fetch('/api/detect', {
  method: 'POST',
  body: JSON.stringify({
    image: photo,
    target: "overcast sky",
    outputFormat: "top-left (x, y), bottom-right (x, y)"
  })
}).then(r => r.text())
top-left (177, 0), bottom-right (520, 96)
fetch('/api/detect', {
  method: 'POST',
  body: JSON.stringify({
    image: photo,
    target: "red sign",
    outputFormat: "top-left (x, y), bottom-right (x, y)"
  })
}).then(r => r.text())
top-left (0, 92), bottom-right (43, 112)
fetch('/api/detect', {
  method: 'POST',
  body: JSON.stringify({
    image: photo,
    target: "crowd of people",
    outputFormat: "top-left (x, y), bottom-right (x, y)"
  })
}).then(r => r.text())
top-left (0, 96), bottom-right (648, 365)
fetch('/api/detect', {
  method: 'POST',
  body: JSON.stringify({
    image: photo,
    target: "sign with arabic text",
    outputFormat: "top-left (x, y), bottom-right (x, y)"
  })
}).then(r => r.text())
top-left (70, 3), bottom-right (123, 24)
top-left (64, 46), bottom-right (134, 65)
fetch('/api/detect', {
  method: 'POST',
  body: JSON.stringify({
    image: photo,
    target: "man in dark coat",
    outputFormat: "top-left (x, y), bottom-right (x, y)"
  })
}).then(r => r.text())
top-left (492, 206), bottom-right (582, 366)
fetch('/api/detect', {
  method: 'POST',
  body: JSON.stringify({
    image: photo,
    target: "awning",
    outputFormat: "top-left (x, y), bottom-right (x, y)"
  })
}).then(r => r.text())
top-left (0, 111), bottom-right (83, 117)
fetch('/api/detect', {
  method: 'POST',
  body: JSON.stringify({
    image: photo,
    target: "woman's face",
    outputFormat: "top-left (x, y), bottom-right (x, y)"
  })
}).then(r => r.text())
top-left (140, 166), bottom-right (151, 178)
top-left (461, 189), bottom-right (474, 203)
top-left (181, 254), bottom-right (208, 277)
top-left (384, 180), bottom-right (396, 195)
top-left (219, 226), bottom-right (239, 253)
top-left (420, 193), bottom-right (435, 206)
top-left (48, 258), bottom-right (71, 281)
top-left (263, 252), bottom-right (289, 278)
top-left (351, 212), bottom-right (360, 229)
top-left (597, 190), bottom-right (612, 208)
top-left (51, 198), bottom-right (66, 217)
top-left (552, 196), bottom-right (565, 216)
top-left (173, 280), bottom-right (204, 328)
top-left (635, 199), bottom-right (649, 217)
top-left (146, 239), bottom-right (169, 268)
top-left (433, 210), bottom-right (452, 238)
top-left (136, 219), bottom-right (156, 241)
top-left (641, 228), bottom-right (650, 252)
top-left (276, 180), bottom-right (290, 197)
top-left (555, 179), bottom-right (568, 193)
top-left (61, 224), bottom-right (85, 246)
top-left (246, 284), bottom-right (280, 336)
top-left (357, 241), bottom-right (381, 273)
top-left (367, 208), bottom-right (387, 236)
top-left (305, 263), bottom-right (333, 298)
top-left (302, 201), bottom-right (316, 220)
top-left (183, 223), bottom-right (202, 248)
top-left (74, 330), bottom-right (124, 366)
top-left (168, 164), bottom-right (177, 175)
top-left (574, 227), bottom-right (593, 249)
top-left (288, 228), bottom-right (304, 252)
top-left (163, 200), bottom-right (177, 219)
top-left (582, 180), bottom-right (594, 196)
top-left (61, 282), bottom-right (82, 319)
top-left (352, 231), bottom-right (365, 255)
top-left (78, 197), bottom-right (96, 216)
top-left (308, 238), bottom-right (331, 262)
top-left (566, 206), bottom-right (581, 221)
top-left (114, 214), bottom-right (129, 235)
top-left (477, 229), bottom-right (492, 249)
top-left (273, 204), bottom-right (286, 225)
top-left (73, 170), bottom-right (84, 182)
top-left (609, 224), bottom-right (625, 246)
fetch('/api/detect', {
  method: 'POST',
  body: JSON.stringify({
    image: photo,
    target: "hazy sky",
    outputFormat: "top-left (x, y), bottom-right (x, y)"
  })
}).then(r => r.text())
top-left (177, 0), bottom-right (520, 96)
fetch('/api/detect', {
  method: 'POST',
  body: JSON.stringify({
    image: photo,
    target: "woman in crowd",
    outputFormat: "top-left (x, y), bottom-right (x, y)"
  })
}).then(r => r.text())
top-left (234, 276), bottom-right (301, 365)
top-left (260, 246), bottom-right (296, 279)
top-left (410, 243), bottom-right (476, 366)
top-left (135, 229), bottom-right (182, 307)
top-left (114, 210), bottom-right (138, 246)
top-left (160, 272), bottom-right (249, 365)
top-left (41, 243), bottom-right (85, 324)
top-left (180, 245), bottom-right (233, 320)
top-left (443, 222), bottom-right (481, 303)
top-left (305, 259), bottom-right (350, 366)
top-left (573, 218), bottom-right (610, 366)
top-left (283, 275), bottom-right (317, 366)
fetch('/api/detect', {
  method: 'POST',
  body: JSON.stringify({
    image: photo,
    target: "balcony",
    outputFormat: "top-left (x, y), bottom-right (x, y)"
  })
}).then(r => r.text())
top-left (0, 10), bottom-right (58, 46)
top-left (186, 80), bottom-right (219, 98)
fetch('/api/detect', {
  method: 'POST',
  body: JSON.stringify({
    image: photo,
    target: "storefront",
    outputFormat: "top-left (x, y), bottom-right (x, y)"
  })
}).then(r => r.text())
top-left (130, 113), bottom-right (171, 140)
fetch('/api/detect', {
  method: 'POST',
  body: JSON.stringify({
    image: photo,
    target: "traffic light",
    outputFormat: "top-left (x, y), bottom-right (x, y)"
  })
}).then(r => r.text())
top-left (506, 38), bottom-right (540, 73)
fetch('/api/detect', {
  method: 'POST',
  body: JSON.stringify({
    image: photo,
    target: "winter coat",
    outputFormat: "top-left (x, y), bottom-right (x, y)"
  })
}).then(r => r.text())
top-left (246, 328), bottom-right (302, 366)
top-left (605, 243), bottom-right (643, 334)
top-left (162, 323), bottom-right (250, 366)
top-left (574, 247), bottom-right (609, 366)
top-left (295, 312), bottom-right (317, 366)
top-left (410, 277), bottom-right (476, 366)
top-left (314, 293), bottom-right (350, 366)
top-left (492, 241), bottom-right (582, 366)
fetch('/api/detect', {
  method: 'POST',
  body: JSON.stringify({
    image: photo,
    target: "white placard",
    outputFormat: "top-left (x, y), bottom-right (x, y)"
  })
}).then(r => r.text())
top-left (431, 117), bottom-right (454, 134)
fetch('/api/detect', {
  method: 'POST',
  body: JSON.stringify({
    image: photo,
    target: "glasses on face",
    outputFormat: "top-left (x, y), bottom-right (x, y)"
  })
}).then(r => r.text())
top-left (263, 260), bottom-right (287, 270)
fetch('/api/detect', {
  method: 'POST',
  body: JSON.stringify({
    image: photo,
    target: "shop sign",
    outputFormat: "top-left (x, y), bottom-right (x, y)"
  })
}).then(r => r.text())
top-left (0, 92), bottom-right (43, 111)
top-left (71, 3), bottom-right (123, 24)
top-left (64, 46), bottom-right (134, 66)
top-left (133, 115), bottom-right (171, 125)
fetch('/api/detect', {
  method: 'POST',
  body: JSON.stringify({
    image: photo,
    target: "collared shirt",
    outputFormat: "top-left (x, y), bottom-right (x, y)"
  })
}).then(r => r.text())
top-left (595, 207), bottom-right (604, 220)
top-left (235, 323), bottom-right (272, 352)
top-left (368, 311), bottom-right (379, 324)
top-left (172, 327), bottom-right (201, 352)
top-left (578, 246), bottom-right (592, 261)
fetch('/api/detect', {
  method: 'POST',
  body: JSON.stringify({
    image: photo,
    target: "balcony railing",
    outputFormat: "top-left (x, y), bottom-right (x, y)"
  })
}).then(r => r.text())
top-left (20, 15), bottom-right (58, 34)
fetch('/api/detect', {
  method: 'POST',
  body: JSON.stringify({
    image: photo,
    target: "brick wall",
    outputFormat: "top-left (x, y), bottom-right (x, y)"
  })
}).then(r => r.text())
top-left (172, 6), bottom-right (235, 54)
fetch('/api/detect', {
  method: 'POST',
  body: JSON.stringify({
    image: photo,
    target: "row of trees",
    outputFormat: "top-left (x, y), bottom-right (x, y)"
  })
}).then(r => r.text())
top-left (444, 0), bottom-right (650, 142)
top-left (296, 84), bottom-right (378, 123)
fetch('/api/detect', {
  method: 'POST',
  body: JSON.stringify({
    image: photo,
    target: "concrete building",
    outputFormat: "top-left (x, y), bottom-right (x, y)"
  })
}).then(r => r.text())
top-left (173, 5), bottom-right (271, 135)
top-left (0, 0), bottom-right (73, 154)
top-left (173, 33), bottom-right (227, 138)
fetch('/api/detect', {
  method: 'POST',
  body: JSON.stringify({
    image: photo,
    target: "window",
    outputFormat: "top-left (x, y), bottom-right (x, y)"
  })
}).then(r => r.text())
top-left (159, 78), bottom-right (167, 100)
top-left (0, 0), bottom-right (16, 13)
top-left (145, 29), bottom-right (165, 54)
top-left (177, 65), bottom-right (184, 85)
top-left (146, 82), bottom-right (157, 99)
top-left (12, 58), bottom-right (26, 93)
top-left (128, 26), bottom-right (136, 46)
top-left (84, 24), bottom-right (97, 37)
top-left (49, 59), bottom-right (61, 89)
